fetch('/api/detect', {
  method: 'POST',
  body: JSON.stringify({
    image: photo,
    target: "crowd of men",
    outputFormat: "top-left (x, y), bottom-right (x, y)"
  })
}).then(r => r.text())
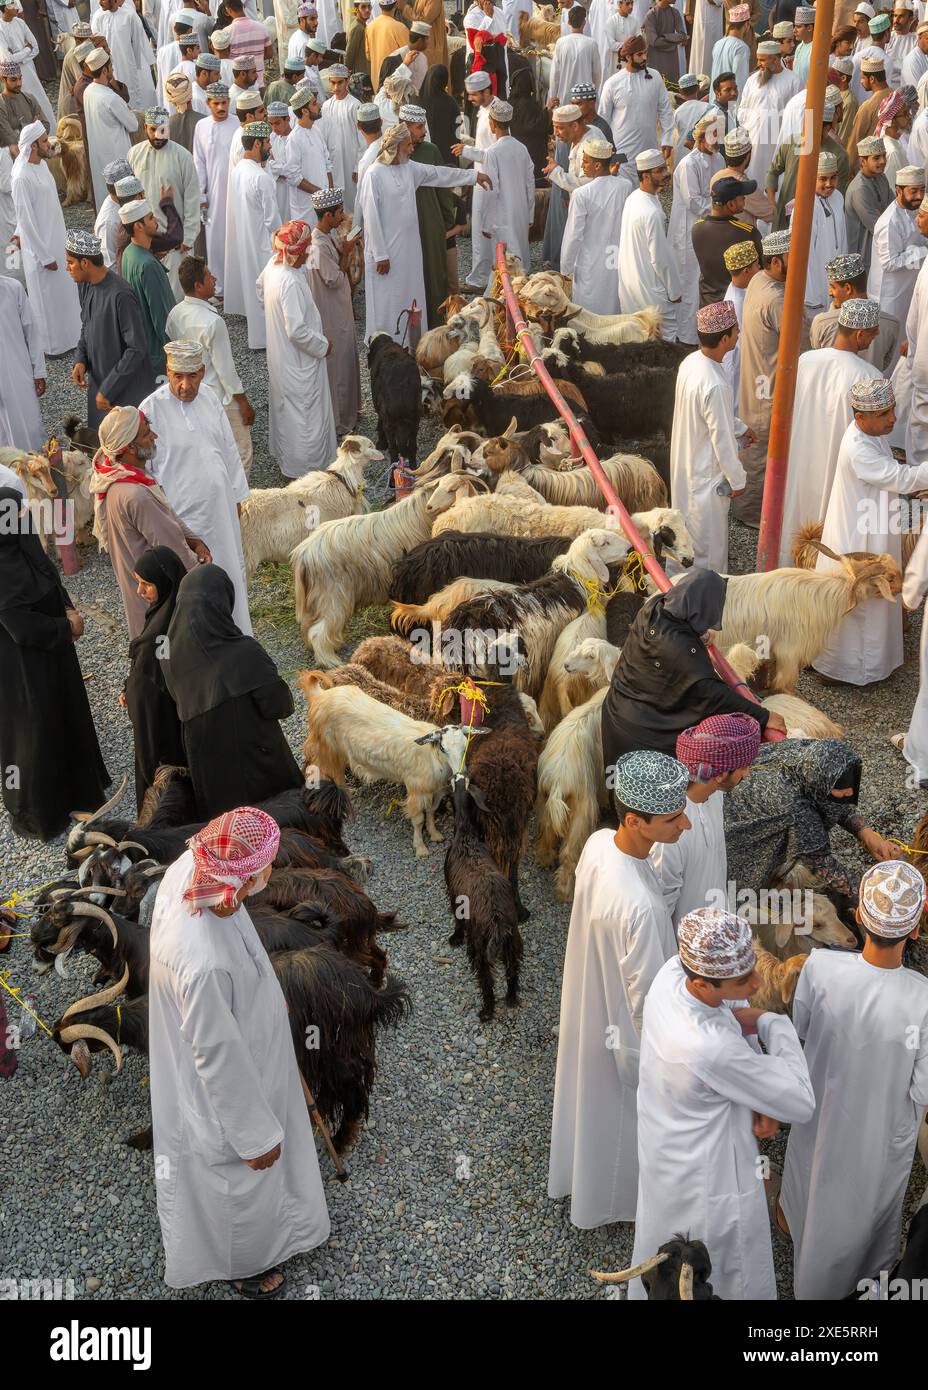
top-left (2, 0), bottom-right (928, 1305)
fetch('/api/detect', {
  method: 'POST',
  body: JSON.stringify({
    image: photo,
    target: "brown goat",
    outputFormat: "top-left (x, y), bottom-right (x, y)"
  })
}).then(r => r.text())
top-left (749, 944), bottom-right (807, 1014)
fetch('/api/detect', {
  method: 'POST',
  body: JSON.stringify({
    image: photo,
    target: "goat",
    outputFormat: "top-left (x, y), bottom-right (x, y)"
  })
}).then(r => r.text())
top-left (52, 114), bottom-right (89, 204)
top-left (717, 550), bottom-right (903, 692)
top-left (390, 530), bottom-right (572, 604)
top-left (517, 275), bottom-right (662, 343)
top-left (535, 685), bottom-right (611, 900)
top-left (409, 426), bottom-right (484, 486)
top-left (135, 763), bottom-right (197, 828)
top-left (474, 421), bottom-right (574, 471)
top-left (592, 1236), bottom-right (721, 1300)
top-left (749, 943), bottom-right (807, 1013)
top-left (439, 372), bottom-right (588, 435)
top-left (538, 627), bottom-right (618, 732)
top-left (553, 359), bottom-right (678, 449)
top-left (744, 893), bottom-right (857, 959)
top-left (291, 479), bottom-right (460, 665)
top-left (723, 644), bottom-right (845, 738)
top-left (416, 320), bottom-right (466, 381)
top-left (299, 671), bottom-right (475, 856)
top-left (0, 446), bottom-right (94, 555)
top-left (518, 7), bottom-right (561, 45)
top-left (442, 298), bottom-right (505, 385)
top-left (239, 436), bottom-right (384, 578)
top-left (318, 660), bottom-right (440, 722)
top-left (542, 326), bottom-right (692, 377)
top-left (396, 528), bottom-right (631, 697)
top-left (443, 774), bottom-right (523, 1022)
top-left (368, 333), bottom-right (420, 466)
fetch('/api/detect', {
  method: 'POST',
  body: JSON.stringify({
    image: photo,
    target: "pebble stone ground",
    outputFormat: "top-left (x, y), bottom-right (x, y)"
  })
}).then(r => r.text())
top-left (1, 129), bottom-right (926, 1304)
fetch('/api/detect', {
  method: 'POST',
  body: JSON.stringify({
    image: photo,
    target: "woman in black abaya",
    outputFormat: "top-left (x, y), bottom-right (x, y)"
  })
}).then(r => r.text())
top-left (123, 546), bottom-right (187, 813)
top-left (0, 487), bottom-right (109, 840)
top-left (163, 564), bottom-right (303, 819)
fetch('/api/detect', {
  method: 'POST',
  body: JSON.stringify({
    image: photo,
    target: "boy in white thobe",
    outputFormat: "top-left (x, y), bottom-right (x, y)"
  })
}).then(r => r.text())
top-left (814, 375), bottom-right (928, 685)
top-left (149, 806), bottom-right (330, 1293)
top-left (560, 134), bottom-right (630, 314)
top-left (868, 165), bottom-right (928, 359)
top-left (193, 83), bottom-right (237, 295)
top-left (667, 114), bottom-right (723, 345)
top-left (791, 151), bottom-right (848, 318)
top-left (548, 750), bottom-right (691, 1229)
top-left (651, 713), bottom-right (761, 931)
top-left (710, 9), bottom-right (751, 96)
top-left (9, 122), bottom-right (81, 355)
top-left (93, 157), bottom-right (131, 268)
top-left (224, 121), bottom-right (282, 349)
top-left (720, 238), bottom-right (759, 414)
top-left (669, 299), bottom-right (748, 574)
top-left (629, 908), bottom-right (815, 1301)
top-left (320, 66), bottom-right (363, 212)
top-left (256, 214), bottom-right (336, 477)
top-left (477, 98), bottom-right (534, 288)
top-left (781, 861), bottom-right (928, 1300)
top-left (777, 296), bottom-right (883, 568)
top-left (617, 147), bottom-right (681, 342)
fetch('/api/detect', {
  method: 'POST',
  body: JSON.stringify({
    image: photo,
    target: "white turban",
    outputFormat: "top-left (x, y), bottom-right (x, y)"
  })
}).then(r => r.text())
top-left (14, 119), bottom-right (45, 173)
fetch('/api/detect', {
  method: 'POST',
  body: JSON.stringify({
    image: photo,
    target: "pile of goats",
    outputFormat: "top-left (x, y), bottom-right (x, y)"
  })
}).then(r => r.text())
top-left (28, 769), bottom-right (410, 1168)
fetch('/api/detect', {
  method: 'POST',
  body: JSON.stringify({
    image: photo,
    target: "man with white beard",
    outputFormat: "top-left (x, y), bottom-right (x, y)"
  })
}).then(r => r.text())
top-left (320, 65), bottom-right (363, 212)
top-left (737, 40), bottom-right (800, 188)
top-left (83, 46), bottom-right (139, 210)
top-left (0, 0), bottom-right (53, 125)
top-left (286, 86), bottom-right (332, 226)
top-left (128, 104), bottom-right (203, 298)
top-left (476, 97), bottom-right (534, 289)
top-left (224, 120), bottom-right (281, 349)
top-left (91, 0), bottom-right (157, 111)
top-left (598, 33), bottom-right (674, 178)
top-left (193, 82), bottom-right (236, 297)
top-left (560, 133), bottom-right (630, 314)
top-left (10, 121), bottom-right (81, 354)
top-left (868, 164), bottom-right (928, 358)
top-left (667, 112), bottom-right (723, 345)
top-left (617, 149), bottom-right (681, 342)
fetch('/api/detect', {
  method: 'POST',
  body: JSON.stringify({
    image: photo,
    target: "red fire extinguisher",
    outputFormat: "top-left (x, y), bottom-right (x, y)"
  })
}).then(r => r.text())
top-left (396, 300), bottom-right (422, 353)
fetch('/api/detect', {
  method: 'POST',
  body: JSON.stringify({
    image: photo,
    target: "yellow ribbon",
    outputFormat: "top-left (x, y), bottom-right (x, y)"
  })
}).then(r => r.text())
top-left (622, 549), bottom-right (649, 593)
top-left (0, 971), bottom-right (53, 1038)
top-left (2, 878), bottom-right (60, 916)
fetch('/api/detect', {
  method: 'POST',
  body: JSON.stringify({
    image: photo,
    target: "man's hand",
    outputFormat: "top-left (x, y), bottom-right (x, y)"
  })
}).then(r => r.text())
top-left (765, 710), bottom-right (787, 736)
top-left (451, 142), bottom-right (465, 157)
top-left (237, 395), bottom-right (255, 427)
top-left (95, 391), bottom-right (111, 411)
top-left (34, 377), bottom-right (46, 398)
top-left (71, 362), bottom-right (87, 388)
top-left (542, 158), bottom-right (556, 176)
top-left (44, 261), bottom-right (58, 271)
top-left (160, 182), bottom-right (174, 200)
top-left (482, 229), bottom-right (492, 238)
top-left (188, 537), bottom-right (211, 563)
top-left (178, 243), bottom-right (189, 254)
top-left (475, 172), bottom-right (493, 190)
top-left (546, 97), bottom-right (558, 111)
top-left (660, 145), bottom-right (673, 161)
top-left (730, 486), bottom-right (745, 497)
top-left (732, 1006), bottom-right (765, 1036)
top-left (741, 427), bottom-right (758, 445)
top-left (376, 258), bottom-right (390, 274)
top-left (326, 337), bottom-right (333, 357)
top-left (352, 171), bottom-right (358, 181)
top-left (752, 1112), bottom-right (780, 1140)
top-left (900, 340), bottom-right (909, 357)
top-left (65, 607), bottom-right (84, 640)
top-left (245, 1142), bottom-right (281, 1171)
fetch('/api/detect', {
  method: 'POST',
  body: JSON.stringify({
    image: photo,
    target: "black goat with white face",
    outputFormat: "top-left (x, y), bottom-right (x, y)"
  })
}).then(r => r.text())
top-left (592, 1235), bottom-right (722, 1300)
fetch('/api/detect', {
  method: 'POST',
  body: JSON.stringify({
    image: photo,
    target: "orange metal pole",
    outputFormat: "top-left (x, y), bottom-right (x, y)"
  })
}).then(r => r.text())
top-left (755, 0), bottom-right (837, 570)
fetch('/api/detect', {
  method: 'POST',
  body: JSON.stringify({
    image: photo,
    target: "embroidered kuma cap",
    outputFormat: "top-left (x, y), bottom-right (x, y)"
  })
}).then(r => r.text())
top-left (826, 252), bottom-right (865, 281)
top-left (850, 376), bottom-right (894, 410)
top-left (723, 239), bottom-right (759, 272)
top-left (858, 860), bottom-right (926, 938)
top-left (838, 297), bottom-right (881, 329)
top-left (678, 908), bottom-right (756, 979)
top-left (612, 750), bottom-right (689, 814)
top-left (696, 300), bottom-right (738, 335)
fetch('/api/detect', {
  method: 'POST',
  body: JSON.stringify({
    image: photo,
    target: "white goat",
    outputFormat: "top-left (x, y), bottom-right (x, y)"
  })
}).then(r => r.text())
top-left (717, 554), bottom-right (903, 692)
top-left (521, 454), bottom-right (666, 511)
top-left (440, 299), bottom-right (504, 384)
top-left (724, 644), bottom-right (845, 739)
top-left (537, 610), bottom-right (609, 731)
top-left (239, 436), bottom-right (383, 578)
top-left (535, 641), bottom-right (623, 900)
top-left (299, 670), bottom-right (473, 856)
top-left (292, 477), bottom-right (466, 665)
top-left (517, 275), bottom-right (662, 343)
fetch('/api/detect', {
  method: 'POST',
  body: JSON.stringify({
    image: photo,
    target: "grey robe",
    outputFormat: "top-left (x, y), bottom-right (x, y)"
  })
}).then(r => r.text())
top-left (308, 225), bottom-right (361, 436)
top-left (810, 303), bottom-right (901, 374)
top-left (844, 171), bottom-right (893, 270)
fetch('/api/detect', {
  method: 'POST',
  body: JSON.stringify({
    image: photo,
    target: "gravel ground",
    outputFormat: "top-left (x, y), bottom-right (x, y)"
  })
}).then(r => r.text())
top-left (1, 148), bottom-right (926, 1304)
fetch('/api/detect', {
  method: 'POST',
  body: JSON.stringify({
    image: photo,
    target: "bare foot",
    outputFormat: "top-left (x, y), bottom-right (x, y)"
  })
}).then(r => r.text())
top-left (233, 1268), bottom-right (284, 1296)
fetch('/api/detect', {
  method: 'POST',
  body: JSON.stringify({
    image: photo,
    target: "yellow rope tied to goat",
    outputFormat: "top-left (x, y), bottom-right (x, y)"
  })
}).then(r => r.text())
top-left (2, 878), bottom-right (60, 916)
top-left (436, 678), bottom-right (508, 771)
top-left (569, 569), bottom-right (623, 618)
top-left (0, 971), bottom-right (53, 1037)
top-left (886, 837), bottom-right (928, 858)
top-left (622, 550), bottom-right (649, 593)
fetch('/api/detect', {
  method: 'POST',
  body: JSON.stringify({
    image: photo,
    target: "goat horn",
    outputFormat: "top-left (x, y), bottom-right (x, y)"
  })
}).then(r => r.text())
top-left (81, 832), bottom-right (119, 848)
top-left (70, 846), bottom-right (96, 861)
top-left (66, 774), bottom-right (129, 853)
top-left (69, 885), bottom-right (128, 898)
top-left (47, 921), bottom-right (84, 955)
top-left (57, 1023), bottom-right (123, 1073)
top-left (679, 1263), bottom-right (694, 1301)
top-left (808, 537), bottom-right (842, 563)
top-left (116, 841), bottom-right (150, 854)
top-left (140, 866), bottom-right (165, 879)
top-left (60, 901), bottom-right (118, 949)
top-left (590, 1251), bottom-right (670, 1284)
top-left (61, 963), bottom-right (129, 1022)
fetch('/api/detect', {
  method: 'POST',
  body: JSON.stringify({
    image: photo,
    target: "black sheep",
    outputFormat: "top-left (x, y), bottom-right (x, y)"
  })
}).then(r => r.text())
top-left (391, 530), bottom-right (572, 604)
top-left (368, 332), bottom-right (421, 467)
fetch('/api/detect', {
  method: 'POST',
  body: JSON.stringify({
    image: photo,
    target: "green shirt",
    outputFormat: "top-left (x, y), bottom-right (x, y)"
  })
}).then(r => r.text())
top-left (120, 242), bottom-right (175, 377)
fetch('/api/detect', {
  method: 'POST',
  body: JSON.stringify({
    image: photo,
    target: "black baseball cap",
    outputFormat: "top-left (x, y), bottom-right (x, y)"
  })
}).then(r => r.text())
top-left (711, 174), bottom-right (757, 203)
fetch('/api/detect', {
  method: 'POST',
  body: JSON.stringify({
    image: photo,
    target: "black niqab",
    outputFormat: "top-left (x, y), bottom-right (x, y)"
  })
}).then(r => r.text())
top-left (163, 564), bottom-right (283, 722)
top-left (420, 64), bottom-right (461, 162)
top-left (125, 547), bottom-right (189, 812)
top-left (660, 570), bottom-right (728, 634)
top-left (129, 546), bottom-right (188, 666)
top-left (0, 487), bottom-right (59, 614)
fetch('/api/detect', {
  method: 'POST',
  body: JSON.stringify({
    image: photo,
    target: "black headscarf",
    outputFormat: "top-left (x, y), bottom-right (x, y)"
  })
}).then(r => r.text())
top-left (661, 570), bottom-right (728, 635)
top-left (420, 64), bottom-right (460, 162)
top-left (128, 546), bottom-right (188, 669)
top-left (509, 67), bottom-right (552, 178)
top-left (0, 486), bottom-right (60, 615)
top-left (163, 564), bottom-right (282, 722)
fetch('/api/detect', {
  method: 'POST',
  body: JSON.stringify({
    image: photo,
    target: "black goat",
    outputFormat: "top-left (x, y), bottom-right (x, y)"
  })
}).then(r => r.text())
top-left (560, 360), bottom-right (678, 444)
top-left (592, 1234), bottom-right (722, 1300)
top-left (443, 776), bottom-right (522, 1022)
top-left (545, 328), bottom-right (693, 376)
top-left (368, 332), bottom-right (420, 467)
top-left (390, 531), bottom-right (572, 605)
top-left (136, 764), bottom-right (197, 827)
top-left (605, 586), bottom-right (649, 649)
top-left (32, 901), bottom-right (151, 996)
top-left (440, 374), bottom-right (587, 436)
top-left (251, 865), bottom-right (400, 984)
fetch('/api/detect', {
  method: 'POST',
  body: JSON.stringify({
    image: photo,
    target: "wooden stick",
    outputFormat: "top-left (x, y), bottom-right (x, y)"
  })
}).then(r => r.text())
top-left (299, 1072), bottom-right (348, 1182)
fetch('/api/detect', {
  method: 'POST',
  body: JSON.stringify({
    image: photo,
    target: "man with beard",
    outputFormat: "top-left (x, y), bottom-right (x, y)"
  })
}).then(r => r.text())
top-left (597, 35), bottom-right (674, 180)
top-left (129, 103), bottom-right (203, 297)
top-left (617, 149), bottom-right (680, 341)
top-left (224, 121), bottom-right (281, 349)
top-left (10, 121), bottom-right (81, 354)
top-left (737, 40), bottom-right (800, 188)
top-left (868, 164), bottom-right (928, 358)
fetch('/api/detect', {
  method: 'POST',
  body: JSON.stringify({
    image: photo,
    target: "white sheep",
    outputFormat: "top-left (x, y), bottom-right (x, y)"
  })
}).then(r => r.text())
top-left (299, 670), bottom-right (473, 856)
top-left (291, 475), bottom-right (473, 666)
top-left (239, 435), bottom-right (384, 579)
top-left (517, 275), bottom-right (662, 344)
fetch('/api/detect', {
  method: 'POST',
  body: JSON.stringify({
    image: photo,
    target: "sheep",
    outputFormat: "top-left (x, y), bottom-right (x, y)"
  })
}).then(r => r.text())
top-left (439, 372), bottom-right (588, 435)
top-left (517, 274), bottom-right (662, 342)
top-left (239, 435), bottom-right (384, 578)
top-left (537, 622), bottom-right (617, 731)
top-left (723, 644), bottom-right (845, 738)
top-left (390, 531), bottom-right (573, 604)
top-left (716, 551), bottom-right (903, 692)
top-left (535, 684), bottom-right (611, 900)
top-left (745, 895), bottom-right (857, 958)
top-left (443, 774), bottom-right (523, 1022)
top-left (291, 479), bottom-right (461, 665)
top-left (299, 670), bottom-right (476, 856)
top-left (368, 332), bottom-right (421, 467)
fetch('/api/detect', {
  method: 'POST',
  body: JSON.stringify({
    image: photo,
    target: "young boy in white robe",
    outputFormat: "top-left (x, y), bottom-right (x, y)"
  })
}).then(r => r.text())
top-left (548, 749), bottom-right (691, 1229)
top-left (669, 298), bottom-right (749, 574)
top-left (667, 113), bottom-right (723, 344)
top-left (780, 860), bottom-right (928, 1300)
top-left (477, 97), bottom-right (534, 290)
top-left (720, 238), bottom-right (759, 414)
top-left (814, 374), bottom-right (928, 685)
top-left (560, 134), bottom-right (630, 315)
top-left (627, 907), bottom-right (815, 1300)
top-left (790, 150), bottom-right (848, 317)
top-left (651, 712), bottom-right (761, 930)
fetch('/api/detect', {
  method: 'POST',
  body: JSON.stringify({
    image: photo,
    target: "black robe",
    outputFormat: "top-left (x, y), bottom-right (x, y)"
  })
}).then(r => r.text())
top-left (75, 272), bottom-right (157, 429)
top-left (124, 547), bottom-right (187, 813)
top-left (163, 565), bottom-right (302, 820)
top-left (0, 490), bottom-right (109, 840)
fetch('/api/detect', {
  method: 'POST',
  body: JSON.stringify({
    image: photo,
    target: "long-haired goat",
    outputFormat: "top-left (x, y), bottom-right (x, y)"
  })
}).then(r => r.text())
top-left (239, 435), bottom-right (384, 578)
top-left (391, 530), bottom-right (572, 604)
top-left (716, 551), bottom-right (903, 692)
top-left (368, 333), bottom-right (421, 466)
top-left (538, 625), bottom-right (619, 731)
top-left (542, 326), bottom-right (692, 376)
top-left (723, 644), bottom-right (844, 738)
top-left (478, 423), bottom-right (667, 510)
top-left (517, 276), bottom-right (662, 343)
top-left (439, 372), bottom-right (588, 435)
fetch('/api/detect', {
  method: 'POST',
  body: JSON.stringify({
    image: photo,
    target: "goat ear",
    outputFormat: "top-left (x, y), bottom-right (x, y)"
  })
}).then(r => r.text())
top-left (503, 417), bottom-right (517, 438)
top-left (467, 783), bottom-right (490, 812)
top-left (875, 576), bottom-right (896, 602)
top-left (414, 731), bottom-right (441, 745)
top-left (774, 920), bottom-right (793, 949)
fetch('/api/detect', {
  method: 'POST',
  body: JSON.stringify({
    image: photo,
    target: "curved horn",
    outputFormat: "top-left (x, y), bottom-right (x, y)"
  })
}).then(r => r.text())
top-left (68, 885), bottom-right (128, 898)
top-left (58, 1023), bottom-right (123, 1072)
top-left (679, 1263), bottom-right (693, 1301)
top-left (66, 773), bottom-right (129, 851)
top-left (59, 901), bottom-right (118, 950)
top-left (140, 866), bottom-right (165, 879)
top-left (45, 920), bottom-right (85, 955)
top-left (590, 1252), bottom-right (669, 1284)
top-left (115, 841), bottom-right (150, 855)
top-left (61, 963), bottom-right (129, 1021)
top-left (808, 537), bottom-right (842, 563)
top-left (81, 832), bottom-right (119, 848)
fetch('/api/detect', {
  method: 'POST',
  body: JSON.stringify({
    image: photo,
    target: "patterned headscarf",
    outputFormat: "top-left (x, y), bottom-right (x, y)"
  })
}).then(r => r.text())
top-left (183, 807), bottom-right (280, 913)
top-left (272, 218), bottom-right (313, 264)
top-left (90, 407), bottom-right (169, 551)
top-left (676, 713), bottom-right (761, 780)
top-left (876, 88), bottom-right (905, 135)
top-left (377, 120), bottom-right (412, 163)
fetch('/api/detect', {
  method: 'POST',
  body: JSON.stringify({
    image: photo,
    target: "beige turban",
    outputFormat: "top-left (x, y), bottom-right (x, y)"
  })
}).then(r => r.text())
top-left (97, 405), bottom-right (142, 460)
top-left (164, 71), bottom-right (192, 107)
top-left (376, 121), bottom-right (412, 164)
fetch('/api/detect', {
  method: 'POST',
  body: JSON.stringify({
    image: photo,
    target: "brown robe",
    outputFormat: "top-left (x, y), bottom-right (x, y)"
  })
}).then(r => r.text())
top-left (99, 481), bottom-right (197, 639)
top-left (365, 13), bottom-right (410, 89)
top-left (735, 269), bottom-right (785, 526)
top-left (308, 225), bottom-right (361, 436)
top-left (846, 86), bottom-right (889, 175)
